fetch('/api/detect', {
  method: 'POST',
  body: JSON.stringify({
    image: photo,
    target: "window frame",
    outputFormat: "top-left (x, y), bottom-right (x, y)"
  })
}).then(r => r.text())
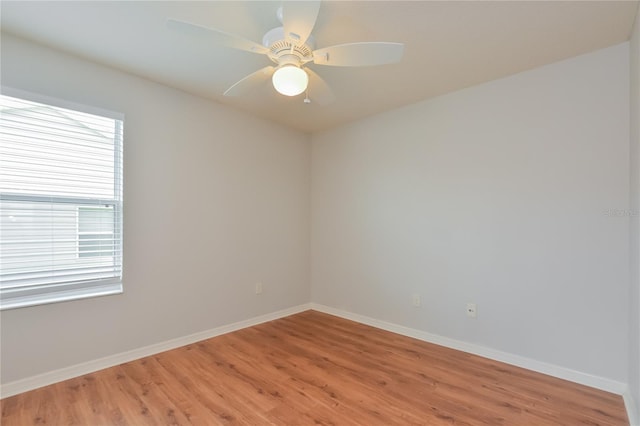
top-left (0, 87), bottom-right (124, 310)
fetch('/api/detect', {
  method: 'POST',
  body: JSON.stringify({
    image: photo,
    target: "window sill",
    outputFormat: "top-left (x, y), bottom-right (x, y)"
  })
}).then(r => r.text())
top-left (0, 280), bottom-right (123, 310)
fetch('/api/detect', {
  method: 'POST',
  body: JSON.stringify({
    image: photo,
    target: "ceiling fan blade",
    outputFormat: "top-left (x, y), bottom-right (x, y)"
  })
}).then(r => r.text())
top-left (224, 66), bottom-right (275, 97)
top-left (305, 68), bottom-right (335, 106)
top-left (313, 42), bottom-right (404, 67)
top-left (167, 18), bottom-right (269, 55)
top-left (282, 0), bottom-right (321, 46)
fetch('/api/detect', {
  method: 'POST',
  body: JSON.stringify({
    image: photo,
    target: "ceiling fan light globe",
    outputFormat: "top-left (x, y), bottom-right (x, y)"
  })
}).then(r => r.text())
top-left (272, 66), bottom-right (308, 96)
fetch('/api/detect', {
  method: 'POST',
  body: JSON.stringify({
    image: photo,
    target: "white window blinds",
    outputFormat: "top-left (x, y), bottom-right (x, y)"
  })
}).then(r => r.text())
top-left (0, 91), bottom-right (123, 309)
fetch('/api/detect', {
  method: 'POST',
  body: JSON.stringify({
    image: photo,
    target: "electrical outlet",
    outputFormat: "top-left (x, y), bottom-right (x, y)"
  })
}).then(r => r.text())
top-left (466, 303), bottom-right (477, 318)
top-left (412, 294), bottom-right (421, 307)
top-left (255, 282), bottom-right (263, 295)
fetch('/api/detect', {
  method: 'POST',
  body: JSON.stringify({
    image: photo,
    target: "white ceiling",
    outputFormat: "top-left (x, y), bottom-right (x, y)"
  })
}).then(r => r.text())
top-left (1, 1), bottom-right (638, 133)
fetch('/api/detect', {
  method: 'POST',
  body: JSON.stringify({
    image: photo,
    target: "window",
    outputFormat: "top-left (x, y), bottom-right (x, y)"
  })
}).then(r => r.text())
top-left (77, 206), bottom-right (115, 258)
top-left (0, 89), bottom-right (123, 309)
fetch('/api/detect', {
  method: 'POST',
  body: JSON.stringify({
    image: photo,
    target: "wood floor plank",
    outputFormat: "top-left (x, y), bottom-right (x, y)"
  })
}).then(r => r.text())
top-left (0, 310), bottom-right (629, 425)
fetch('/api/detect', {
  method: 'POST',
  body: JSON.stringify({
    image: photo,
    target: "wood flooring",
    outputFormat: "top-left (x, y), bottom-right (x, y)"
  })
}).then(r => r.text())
top-left (0, 310), bottom-right (629, 425)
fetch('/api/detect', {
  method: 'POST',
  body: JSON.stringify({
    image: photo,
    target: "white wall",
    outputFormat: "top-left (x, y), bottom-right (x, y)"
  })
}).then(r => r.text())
top-left (311, 43), bottom-right (630, 382)
top-left (629, 4), bottom-right (640, 423)
top-left (0, 34), bottom-right (310, 384)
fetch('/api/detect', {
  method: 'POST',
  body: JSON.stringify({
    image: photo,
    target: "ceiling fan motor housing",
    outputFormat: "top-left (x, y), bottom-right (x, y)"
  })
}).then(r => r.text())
top-left (262, 27), bottom-right (315, 67)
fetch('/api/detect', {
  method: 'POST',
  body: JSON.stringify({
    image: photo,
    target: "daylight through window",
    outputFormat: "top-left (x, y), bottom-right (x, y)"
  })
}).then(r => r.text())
top-left (0, 92), bottom-right (123, 309)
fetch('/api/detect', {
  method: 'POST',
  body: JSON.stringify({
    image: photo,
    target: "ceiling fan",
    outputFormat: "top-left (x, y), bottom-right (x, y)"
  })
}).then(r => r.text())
top-left (167, 1), bottom-right (404, 105)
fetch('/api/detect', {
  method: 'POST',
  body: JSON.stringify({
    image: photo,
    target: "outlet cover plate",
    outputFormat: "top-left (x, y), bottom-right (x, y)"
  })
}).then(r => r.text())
top-left (466, 303), bottom-right (477, 318)
top-left (412, 294), bottom-right (421, 307)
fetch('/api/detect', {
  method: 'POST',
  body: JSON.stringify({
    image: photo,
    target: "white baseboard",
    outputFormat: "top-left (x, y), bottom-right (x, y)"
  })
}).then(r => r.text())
top-left (0, 303), bottom-right (312, 398)
top-left (309, 303), bottom-right (628, 396)
top-left (624, 390), bottom-right (640, 426)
